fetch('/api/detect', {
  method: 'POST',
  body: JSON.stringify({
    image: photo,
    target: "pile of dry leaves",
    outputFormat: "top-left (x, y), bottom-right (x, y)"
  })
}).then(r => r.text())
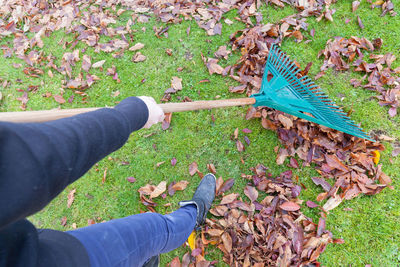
top-left (318, 36), bottom-right (400, 118)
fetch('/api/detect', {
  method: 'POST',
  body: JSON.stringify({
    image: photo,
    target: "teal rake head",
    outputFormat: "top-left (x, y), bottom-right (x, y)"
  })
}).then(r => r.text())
top-left (251, 44), bottom-right (372, 141)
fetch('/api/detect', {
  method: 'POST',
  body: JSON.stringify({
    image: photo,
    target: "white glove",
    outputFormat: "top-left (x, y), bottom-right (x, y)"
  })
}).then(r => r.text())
top-left (138, 96), bottom-right (165, 129)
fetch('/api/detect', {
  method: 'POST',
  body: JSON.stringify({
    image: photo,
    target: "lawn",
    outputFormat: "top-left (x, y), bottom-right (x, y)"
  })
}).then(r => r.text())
top-left (1, 1), bottom-right (399, 266)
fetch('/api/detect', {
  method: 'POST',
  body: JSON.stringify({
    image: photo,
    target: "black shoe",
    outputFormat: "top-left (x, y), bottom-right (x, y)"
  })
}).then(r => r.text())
top-left (142, 255), bottom-right (159, 267)
top-left (179, 173), bottom-right (216, 228)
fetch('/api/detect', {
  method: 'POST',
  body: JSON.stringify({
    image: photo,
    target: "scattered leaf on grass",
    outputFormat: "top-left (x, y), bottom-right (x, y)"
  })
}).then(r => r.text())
top-left (171, 157), bottom-right (177, 166)
top-left (162, 113), bottom-right (172, 130)
top-left (67, 188), bottom-right (76, 208)
top-left (82, 54), bottom-right (91, 72)
top-left (323, 195), bottom-right (343, 211)
top-left (171, 76), bottom-right (182, 91)
top-left (171, 180), bottom-right (189, 191)
top-left (127, 177), bottom-right (136, 183)
top-left (236, 140), bottom-right (244, 152)
top-left (217, 178), bottom-right (235, 195)
top-left (129, 43), bottom-right (144, 51)
top-left (61, 216), bottom-right (67, 226)
top-left (54, 95), bottom-right (66, 104)
top-left (92, 60), bottom-right (106, 68)
top-left (189, 162), bottom-right (199, 176)
top-left (352, 1), bottom-right (360, 12)
top-left (306, 200), bottom-right (319, 208)
top-left (132, 52), bottom-right (146, 62)
top-left (207, 163), bottom-right (216, 174)
top-left (357, 16), bottom-right (365, 29)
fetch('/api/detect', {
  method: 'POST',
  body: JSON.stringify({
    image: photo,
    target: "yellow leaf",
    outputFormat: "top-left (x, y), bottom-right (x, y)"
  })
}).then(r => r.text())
top-left (187, 231), bottom-right (196, 250)
top-left (372, 150), bottom-right (380, 165)
top-left (373, 0), bottom-right (384, 5)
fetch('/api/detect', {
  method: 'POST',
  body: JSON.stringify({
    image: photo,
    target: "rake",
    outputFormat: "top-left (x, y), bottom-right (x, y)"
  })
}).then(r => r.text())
top-left (0, 44), bottom-right (372, 141)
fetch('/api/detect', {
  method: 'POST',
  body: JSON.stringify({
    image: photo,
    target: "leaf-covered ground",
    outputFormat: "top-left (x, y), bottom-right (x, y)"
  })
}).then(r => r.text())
top-left (1, 0), bottom-right (400, 266)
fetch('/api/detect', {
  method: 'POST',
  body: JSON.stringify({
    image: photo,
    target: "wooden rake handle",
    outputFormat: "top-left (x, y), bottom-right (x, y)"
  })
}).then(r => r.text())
top-left (0, 98), bottom-right (256, 123)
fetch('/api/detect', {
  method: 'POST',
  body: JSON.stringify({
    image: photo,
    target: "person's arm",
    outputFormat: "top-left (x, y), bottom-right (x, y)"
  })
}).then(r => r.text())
top-left (0, 96), bottom-right (163, 230)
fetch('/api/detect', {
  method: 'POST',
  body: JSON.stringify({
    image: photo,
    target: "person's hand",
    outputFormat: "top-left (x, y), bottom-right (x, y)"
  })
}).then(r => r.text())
top-left (138, 96), bottom-right (165, 129)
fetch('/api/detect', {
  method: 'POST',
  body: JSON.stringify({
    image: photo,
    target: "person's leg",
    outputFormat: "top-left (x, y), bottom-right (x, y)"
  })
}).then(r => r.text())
top-left (66, 205), bottom-right (196, 267)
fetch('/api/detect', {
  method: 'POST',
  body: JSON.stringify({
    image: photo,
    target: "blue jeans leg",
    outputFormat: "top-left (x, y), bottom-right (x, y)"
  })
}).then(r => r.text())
top-left (66, 205), bottom-right (197, 267)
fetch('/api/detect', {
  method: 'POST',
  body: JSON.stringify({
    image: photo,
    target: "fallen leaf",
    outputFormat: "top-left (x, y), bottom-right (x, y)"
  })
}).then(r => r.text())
top-left (127, 177), bottom-right (136, 183)
top-left (221, 232), bottom-right (232, 253)
top-left (132, 52), bottom-right (147, 62)
top-left (82, 54), bottom-right (91, 72)
top-left (129, 43), bottom-right (145, 51)
top-left (277, 114), bottom-right (293, 129)
top-left (372, 150), bottom-right (380, 165)
top-left (220, 193), bottom-right (238, 205)
top-left (323, 195), bottom-right (343, 211)
top-left (289, 158), bottom-right (299, 168)
top-left (171, 180), bottom-right (189, 191)
top-left (171, 157), bottom-right (177, 166)
top-left (207, 163), bottom-right (216, 174)
top-left (218, 178), bottom-right (235, 194)
top-left (280, 201), bottom-right (300, 211)
top-left (357, 16), bottom-right (365, 29)
top-left (162, 113), bottom-right (172, 130)
top-left (244, 185), bottom-right (258, 202)
top-left (311, 177), bottom-right (332, 192)
top-left (171, 76), bottom-right (182, 91)
top-left (150, 181), bottom-right (167, 198)
top-left (182, 252), bottom-right (190, 267)
top-left (236, 140), bottom-right (244, 152)
top-left (67, 188), bottom-right (76, 208)
top-left (352, 1), bottom-right (360, 12)
top-left (170, 257), bottom-right (180, 267)
top-left (61, 216), bottom-right (67, 226)
top-left (187, 231), bottom-right (196, 250)
top-left (54, 95), bottom-right (66, 104)
top-left (306, 200), bottom-right (319, 208)
top-left (92, 60), bottom-right (106, 68)
top-left (189, 162), bottom-right (199, 176)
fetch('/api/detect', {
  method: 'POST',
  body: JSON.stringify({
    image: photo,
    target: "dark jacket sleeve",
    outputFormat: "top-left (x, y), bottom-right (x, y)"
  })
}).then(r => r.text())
top-left (0, 97), bottom-right (149, 230)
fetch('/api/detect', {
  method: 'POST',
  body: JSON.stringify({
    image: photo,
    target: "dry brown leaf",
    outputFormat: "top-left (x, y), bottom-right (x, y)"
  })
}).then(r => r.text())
top-left (67, 188), bottom-right (76, 208)
top-left (244, 186), bottom-right (258, 202)
top-left (277, 114), bottom-right (293, 129)
top-left (280, 201), bottom-right (300, 211)
top-left (92, 60), bottom-right (106, 68)
top-left (82, 54), bottom-right (91, 72)
top-left (150, 181), bottom-right (167, 198)
top-left (323, 195), bottom-right (343, 211)
top-left (171, 76), bottom-right (182, 91)
top-left (221, 232), bottom-right (232, 253)
top-left (54, 95), bottom-right (66, 104)
top-left (207, 163), bottom-right (216, 174)
top-left (189, 162), bottom-right (199, 176)
top-left (129, 43), bottom-right (145, 51)
top-left (220, 193), bottom-right (238, 205)
top-left (352, 1), bottom-right (360, 12)
top-left (171, 180), bottom-right (189, 191)
top-left (132, 52), bottom-right (147, 62)
top-left (170, 256), bottom-right (180, 267)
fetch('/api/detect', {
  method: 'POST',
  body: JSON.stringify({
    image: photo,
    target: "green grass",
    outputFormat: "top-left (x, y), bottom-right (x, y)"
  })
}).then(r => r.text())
top-left (1, 1), bottom-right (400, 266)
